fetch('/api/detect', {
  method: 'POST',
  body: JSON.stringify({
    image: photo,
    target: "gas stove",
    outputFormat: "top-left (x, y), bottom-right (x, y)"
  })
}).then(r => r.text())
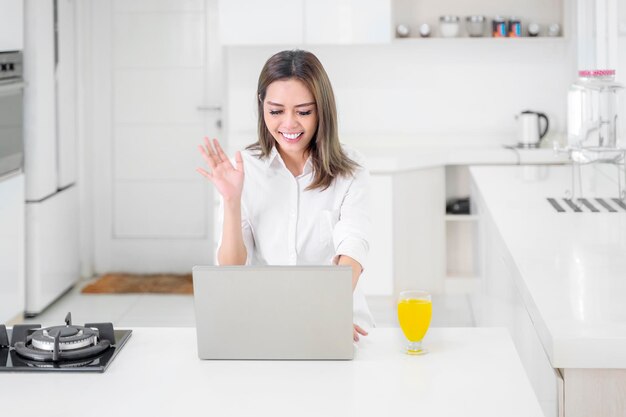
top-left (0, 313), bottom-right (131, 373)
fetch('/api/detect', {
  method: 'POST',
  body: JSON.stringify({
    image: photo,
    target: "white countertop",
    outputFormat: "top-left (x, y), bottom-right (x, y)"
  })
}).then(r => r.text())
top-left (225, 133), bottom-right (569, 173)
top-left (0, 327), bottom-right (543, 417)
top-left (470, 165), bottom-right (626, 369)
top-left (359, 145), bottom-right (568, 173)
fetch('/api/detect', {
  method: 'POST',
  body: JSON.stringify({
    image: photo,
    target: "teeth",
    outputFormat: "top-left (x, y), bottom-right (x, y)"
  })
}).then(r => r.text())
top-left (282, 132), bottom-right (302, 140)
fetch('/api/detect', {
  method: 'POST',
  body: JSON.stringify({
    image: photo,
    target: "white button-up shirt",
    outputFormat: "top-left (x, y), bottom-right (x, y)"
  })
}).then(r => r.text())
top-left (216, 145), bottom-right (374, 328)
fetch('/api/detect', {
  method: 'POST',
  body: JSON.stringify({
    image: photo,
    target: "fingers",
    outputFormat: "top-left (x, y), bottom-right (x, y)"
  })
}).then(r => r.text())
top-left (203, 137), bottom-right (216, 158)
top-left (355, 324), bottom-right (368, 336)
top-left (235, 151), bottom-right (244, 172)
top-left (198, 144), bottom-right (217, 170)
top-left (213, 138), bottom-right (229, 165)
top-left (353, 324), bottom-right (368, 342)
top-left (196, 167), bottom-right (212, 180)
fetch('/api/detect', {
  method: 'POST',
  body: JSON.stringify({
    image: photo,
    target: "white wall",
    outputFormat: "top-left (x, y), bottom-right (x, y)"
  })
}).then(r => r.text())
top-left (618, 2), bottom-right (626, 87)
top-left (224, 40), bottom-right (576, 150)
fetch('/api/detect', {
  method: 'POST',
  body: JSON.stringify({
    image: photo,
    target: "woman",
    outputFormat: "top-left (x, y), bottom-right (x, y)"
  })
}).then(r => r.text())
top-left (197, 50), bottom-right (373, 341)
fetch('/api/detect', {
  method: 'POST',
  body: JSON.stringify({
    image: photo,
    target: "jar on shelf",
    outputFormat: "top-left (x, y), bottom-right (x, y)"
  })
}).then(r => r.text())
top-left (567, 69), bottom-right (624, 148)
top-left (466, 15), bottom-right (485, 37)
top-left (439, 15), bottom-right (460, 38)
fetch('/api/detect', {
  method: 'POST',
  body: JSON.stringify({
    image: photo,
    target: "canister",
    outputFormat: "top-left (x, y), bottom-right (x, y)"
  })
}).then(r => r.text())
top-left (492, 16), bottom-right (506, 37)
top-left (508, 18), bottom-right (521, 37)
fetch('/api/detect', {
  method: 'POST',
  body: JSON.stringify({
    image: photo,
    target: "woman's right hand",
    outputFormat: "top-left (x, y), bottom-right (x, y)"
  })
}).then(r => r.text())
top-left (197, 137), bottom-right (244, 202)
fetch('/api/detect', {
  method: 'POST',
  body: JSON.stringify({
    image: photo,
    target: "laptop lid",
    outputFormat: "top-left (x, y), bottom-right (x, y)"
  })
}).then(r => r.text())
top-left (192, 265), bottom-right (354, 360)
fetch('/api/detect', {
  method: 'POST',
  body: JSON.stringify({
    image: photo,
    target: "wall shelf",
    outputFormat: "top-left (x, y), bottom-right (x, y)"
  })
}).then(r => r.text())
top-left (391, 36), bottom-right (566, 44)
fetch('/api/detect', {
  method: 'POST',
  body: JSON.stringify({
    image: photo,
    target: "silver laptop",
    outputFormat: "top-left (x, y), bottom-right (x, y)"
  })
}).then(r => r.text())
top-left (192, 265), bottom-right (354, 360)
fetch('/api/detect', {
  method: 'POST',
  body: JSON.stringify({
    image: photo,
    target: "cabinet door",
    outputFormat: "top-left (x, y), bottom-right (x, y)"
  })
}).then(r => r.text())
top-left (218, 0), bottom-right (304, 45)
top-left (0, 0), bottom-right (23, 51)
top-left (393, 167), bottom-right (446, 296)
top-left (0, 174), bottom-right (24, 323)
top-left (304, 0), bottom-right (391, 44)
top-left (56, 0), bottom-right (78, 188)
top-left (361, 174), bottom-right (393, 296)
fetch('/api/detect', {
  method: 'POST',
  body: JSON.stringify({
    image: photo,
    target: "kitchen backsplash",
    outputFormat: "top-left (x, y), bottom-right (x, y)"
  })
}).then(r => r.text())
top-left (223, 41), bottom-right (576, 149)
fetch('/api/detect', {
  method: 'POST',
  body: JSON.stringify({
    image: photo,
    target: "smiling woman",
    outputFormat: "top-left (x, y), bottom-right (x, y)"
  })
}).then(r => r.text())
top-left (197, 50), bottom-right (373, 341)
top-left (250, 49), bottom-right (360, 188)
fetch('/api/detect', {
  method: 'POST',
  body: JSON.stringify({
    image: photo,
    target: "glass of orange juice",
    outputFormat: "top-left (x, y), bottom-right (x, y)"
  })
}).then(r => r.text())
top-left (397, 290), bottom-right (432, 355)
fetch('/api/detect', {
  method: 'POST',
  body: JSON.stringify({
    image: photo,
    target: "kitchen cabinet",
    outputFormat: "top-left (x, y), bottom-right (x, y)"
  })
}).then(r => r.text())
top-left (361, 174), bottom-right (393, 296)
top-left (470, 165), bottom-right (626, 417)
top-left (366, 167), bottom-right (445, 298)
top-left (304, 0), bottom-right (391, 44)
top-left (360, 146), bottom-right (569, 299)
top-left (0, 173), bottom-right (24, 324)
top-left (218, 0), bottom-right (303, 45)
top-left (0, 0), bottom-right (23, 51)
top-left (218, 0), bottom-right (391, 45)
top-left (471, 180), bottom-right (559, 417)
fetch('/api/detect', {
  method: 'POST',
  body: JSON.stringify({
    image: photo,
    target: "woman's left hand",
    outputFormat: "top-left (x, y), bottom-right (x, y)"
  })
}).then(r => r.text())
top-left (353, 324), bottom-right (368, 342)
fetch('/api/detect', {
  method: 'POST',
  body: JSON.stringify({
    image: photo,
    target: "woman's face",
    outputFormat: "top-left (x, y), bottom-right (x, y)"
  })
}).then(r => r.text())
top-left (263, 78), bottom-right (318, 160)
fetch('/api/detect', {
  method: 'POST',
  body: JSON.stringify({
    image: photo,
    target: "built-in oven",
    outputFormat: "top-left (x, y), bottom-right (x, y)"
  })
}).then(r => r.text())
top-left (0, 51), bottom-right (24, 178)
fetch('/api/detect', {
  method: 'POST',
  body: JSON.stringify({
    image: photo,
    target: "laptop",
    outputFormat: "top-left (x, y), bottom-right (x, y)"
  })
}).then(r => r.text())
top-left (192, 265), bottom-right (354, 360)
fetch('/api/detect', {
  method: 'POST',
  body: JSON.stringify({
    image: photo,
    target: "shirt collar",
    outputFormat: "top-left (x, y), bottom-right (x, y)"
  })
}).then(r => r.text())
top-left (266, 146), bottom-right (281, 168)
top-left (266, 146), bottom-right (313, 177)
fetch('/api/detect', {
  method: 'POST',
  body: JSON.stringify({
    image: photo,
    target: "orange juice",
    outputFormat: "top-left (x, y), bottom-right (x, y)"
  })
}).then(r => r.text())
top-left (397, 299), bottom-right (432, 342)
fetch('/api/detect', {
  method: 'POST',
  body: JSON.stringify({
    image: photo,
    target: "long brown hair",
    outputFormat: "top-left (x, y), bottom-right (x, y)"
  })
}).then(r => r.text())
top-left (247, 49), bottom-right (359, 191)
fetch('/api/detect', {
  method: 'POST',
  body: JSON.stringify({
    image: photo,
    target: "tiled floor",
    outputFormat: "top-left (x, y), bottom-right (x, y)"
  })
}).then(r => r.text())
top-left (21, 278), bottom-right (477, 328)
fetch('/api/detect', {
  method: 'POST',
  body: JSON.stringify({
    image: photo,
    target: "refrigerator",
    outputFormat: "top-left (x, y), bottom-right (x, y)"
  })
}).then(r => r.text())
top-left (23, 0), bottom-right (79, 316)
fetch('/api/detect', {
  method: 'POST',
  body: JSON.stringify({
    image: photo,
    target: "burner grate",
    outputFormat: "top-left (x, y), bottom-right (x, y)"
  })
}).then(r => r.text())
top-left (0, 312), bottom-right (131, 373)
top-left (546, 198), bottom-right (626, 213)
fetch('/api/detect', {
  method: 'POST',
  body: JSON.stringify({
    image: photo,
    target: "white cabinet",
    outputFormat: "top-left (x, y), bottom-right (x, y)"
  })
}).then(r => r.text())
top-left (304, 0), bottom-right (391, 44)
top-left (362, 174), bottom-right (393, 296)
top-left (0, 0), bottom-right (23, 51)
top-left (392, 167), bottom-right (445, 296)
top-left (471, 176), bottom-right (559, 417)
top-left (365, 167), bottom-right (446, 298)
top-left (0, 173), bottom-right (24, 323)
top-left (218, 0), bottom-right (391, 45)
top-left (218, 0), bottom-right (303, 45)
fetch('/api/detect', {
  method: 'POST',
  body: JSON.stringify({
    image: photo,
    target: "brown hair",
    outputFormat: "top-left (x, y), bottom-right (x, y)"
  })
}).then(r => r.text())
top-left (247, 49), bottom-right (359, 191)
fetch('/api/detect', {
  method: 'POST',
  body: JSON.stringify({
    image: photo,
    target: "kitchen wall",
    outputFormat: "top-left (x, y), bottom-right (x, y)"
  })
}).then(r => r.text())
top-left (223, 2), bottom-right (626, 152)
top-left (224, 41), bottom-right (576, 150)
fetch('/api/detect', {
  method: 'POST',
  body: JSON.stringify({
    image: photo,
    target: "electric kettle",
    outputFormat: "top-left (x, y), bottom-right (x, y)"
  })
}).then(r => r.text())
top-left (516, 110), bottom-right (549, 148)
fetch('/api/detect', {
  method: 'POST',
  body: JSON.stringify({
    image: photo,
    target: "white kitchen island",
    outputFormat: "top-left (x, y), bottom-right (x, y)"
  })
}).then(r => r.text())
top-left (0, 327), bottom-right (543, 417)
top-left (470, 164), bottom-right (626, 417)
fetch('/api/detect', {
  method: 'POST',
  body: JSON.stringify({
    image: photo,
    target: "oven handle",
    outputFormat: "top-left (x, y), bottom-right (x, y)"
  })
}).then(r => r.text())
top-left (0, 81), bottom-right (25, 97)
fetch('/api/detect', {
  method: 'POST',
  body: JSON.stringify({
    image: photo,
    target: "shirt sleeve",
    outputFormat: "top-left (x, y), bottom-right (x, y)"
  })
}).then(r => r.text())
top-left (331, 164), bottom-right (371, 270)
top-left (215, 195), bottom-right (255, 266)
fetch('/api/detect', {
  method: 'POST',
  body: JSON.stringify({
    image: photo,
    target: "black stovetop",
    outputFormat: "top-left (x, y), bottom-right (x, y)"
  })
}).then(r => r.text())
top-left (0, 314), bottom-right (132, 373)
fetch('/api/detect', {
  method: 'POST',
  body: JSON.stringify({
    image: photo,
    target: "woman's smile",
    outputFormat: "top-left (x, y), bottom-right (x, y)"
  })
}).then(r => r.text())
top-left (280, 131), bottom-right (304, 142)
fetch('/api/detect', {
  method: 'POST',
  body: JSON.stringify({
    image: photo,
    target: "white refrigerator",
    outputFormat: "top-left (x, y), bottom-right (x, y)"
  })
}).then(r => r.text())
top-left (23, 0), bottom-right (79, 316)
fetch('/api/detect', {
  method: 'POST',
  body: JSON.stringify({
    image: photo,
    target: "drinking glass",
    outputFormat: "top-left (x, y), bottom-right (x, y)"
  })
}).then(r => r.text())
top-left (397, 290), bottom-right (432, 355)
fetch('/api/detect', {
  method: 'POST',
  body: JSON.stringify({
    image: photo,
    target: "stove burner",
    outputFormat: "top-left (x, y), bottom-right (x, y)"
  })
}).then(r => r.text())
top-left (31, 326), bottom-right (98, 351)
top-left (0, 312), bottom-right (131, 373)
top-left (13, 313), bottom-right (111, 362)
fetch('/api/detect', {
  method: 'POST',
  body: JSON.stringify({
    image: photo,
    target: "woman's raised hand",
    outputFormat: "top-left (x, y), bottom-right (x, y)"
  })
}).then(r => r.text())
top-left (197, 138), bottom-right (244, 202)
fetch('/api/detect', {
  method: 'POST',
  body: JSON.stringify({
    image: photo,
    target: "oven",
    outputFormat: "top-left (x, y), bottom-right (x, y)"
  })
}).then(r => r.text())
top-left (0, 51), bottom-right (24, 178)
